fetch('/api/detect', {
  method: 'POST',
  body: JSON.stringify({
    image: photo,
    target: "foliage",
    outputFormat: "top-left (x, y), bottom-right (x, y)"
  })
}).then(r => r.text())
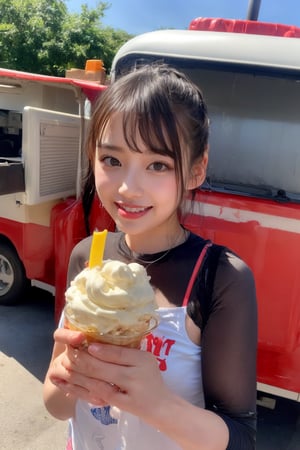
top-left (0, 0), bottom-right (134, 75)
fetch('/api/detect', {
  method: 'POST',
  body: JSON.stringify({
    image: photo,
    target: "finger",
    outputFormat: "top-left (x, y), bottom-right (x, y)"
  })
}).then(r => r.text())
top-left (63, 345), bottom-right (99, 376)
top-left (51, 377), bottom-right (107, 407)
top-left (59, 346), bottom-right (115, 389)
top-left (51, 360), bottom-right (120, 407)
top-left (66, 345), bottom-right (81, 363)
top-left (87, 343), bottom-right (147, 366)
top-left (63, 348), bottom-right (125, 394)
top-left (61, 346), bottom-right (128, 392)
top-left (54, 328), bottom-right (86, 347)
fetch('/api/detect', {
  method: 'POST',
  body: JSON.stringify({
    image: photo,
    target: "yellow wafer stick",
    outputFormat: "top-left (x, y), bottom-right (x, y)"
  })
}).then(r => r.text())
top-left (89, 229), bottom-right (108, 268)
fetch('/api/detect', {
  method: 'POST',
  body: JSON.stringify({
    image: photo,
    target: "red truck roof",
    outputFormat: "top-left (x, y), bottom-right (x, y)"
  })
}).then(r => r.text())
top-left (189, 17), bottom-right (300, 38)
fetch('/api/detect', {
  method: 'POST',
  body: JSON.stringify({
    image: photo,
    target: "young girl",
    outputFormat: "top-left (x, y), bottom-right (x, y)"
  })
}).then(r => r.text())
top-left (43, 65), bottom-right (257, 450)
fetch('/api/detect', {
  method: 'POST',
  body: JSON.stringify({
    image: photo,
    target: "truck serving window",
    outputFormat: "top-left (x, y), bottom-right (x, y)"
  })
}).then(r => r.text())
top-left (114, 55), bottom-right (300, 203)
top-left (0, 109), bottom-right (22, 160)
top-left (0, 109), bottom-right (24, 195)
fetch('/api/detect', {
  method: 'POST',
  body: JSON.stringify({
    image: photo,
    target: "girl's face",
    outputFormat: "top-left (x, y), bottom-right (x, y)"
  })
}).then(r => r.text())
top-left (94, 113), bottom-right (183, 246)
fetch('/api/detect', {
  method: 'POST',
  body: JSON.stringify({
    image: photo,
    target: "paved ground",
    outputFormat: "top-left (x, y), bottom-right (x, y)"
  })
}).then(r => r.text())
top-left (0, 352), bottom-right (67, 449)
top-left (0, 289), bottom-right (67, 450)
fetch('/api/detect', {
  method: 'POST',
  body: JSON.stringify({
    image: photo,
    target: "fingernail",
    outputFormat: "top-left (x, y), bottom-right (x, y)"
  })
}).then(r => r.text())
top-left (88, 343), bottom-right (103, 355)
top-left (51, 377), bottom-right (66, 387)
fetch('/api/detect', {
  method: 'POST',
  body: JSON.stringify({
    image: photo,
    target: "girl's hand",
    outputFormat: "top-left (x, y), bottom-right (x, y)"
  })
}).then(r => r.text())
top-left (49, 333), bottom-right (172, 419)
top-left (53, 327), bottom-right (87, 348)
top-left (86, 343), bottom-right (172, 420)
top-left (47, 328), bottom-right (109, 406)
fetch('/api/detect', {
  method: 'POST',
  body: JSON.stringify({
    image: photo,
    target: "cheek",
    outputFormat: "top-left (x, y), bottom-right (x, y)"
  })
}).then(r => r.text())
top-left (94, 165), bottom-right (112, 197)
top-left (153, 175), bottom-right (179, 205)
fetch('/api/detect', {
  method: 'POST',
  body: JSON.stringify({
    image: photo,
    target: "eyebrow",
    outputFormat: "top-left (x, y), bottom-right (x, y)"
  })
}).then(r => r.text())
top-left (97, 142), bottom-right (123, 151)
top-left (98, 141), bottom-right (172, 157)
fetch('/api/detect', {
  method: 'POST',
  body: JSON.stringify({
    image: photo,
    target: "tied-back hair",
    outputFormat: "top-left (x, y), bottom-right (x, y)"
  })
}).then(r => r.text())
top-left (87, 63), bottom-right (209, 203)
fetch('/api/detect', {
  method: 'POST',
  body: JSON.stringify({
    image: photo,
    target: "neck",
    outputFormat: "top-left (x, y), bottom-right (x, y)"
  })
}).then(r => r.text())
top-left (118, 227), bottom-right (190, 268)
top-left (124, 225), bottom-right (188, 255)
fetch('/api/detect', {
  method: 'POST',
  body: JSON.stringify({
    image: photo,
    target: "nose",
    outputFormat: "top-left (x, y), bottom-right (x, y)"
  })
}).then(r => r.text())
top-left (118, 168), bottom-right (143, 198)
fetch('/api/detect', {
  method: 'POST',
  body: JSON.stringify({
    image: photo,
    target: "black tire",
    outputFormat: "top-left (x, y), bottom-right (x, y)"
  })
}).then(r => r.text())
top-left (0, 243), bottom-right (29, 305)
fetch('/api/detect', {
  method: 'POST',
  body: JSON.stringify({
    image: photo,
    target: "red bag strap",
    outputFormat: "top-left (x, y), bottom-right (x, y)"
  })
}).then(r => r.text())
top-left (182, 241), bottom-right (213, 307)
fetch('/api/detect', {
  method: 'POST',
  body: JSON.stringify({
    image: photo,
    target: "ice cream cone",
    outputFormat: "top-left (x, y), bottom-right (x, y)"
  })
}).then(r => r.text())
top-left (64, 259), bottom-right (159, 349)
top-left (64, 314), bottom-right (158, 349)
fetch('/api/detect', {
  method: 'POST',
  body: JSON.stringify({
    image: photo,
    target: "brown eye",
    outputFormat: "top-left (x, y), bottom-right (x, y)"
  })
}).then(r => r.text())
top-left (101, 156), bottom-right (121, 167)
top-left (148, 161), bottom-right (169, 172)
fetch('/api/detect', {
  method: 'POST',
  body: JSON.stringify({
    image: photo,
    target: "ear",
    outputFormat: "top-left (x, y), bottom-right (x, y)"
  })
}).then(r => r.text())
top-left (186, 150), bottom-right (209, 191)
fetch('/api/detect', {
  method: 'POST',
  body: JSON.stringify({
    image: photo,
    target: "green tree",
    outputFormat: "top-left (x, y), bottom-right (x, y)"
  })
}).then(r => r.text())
top-left (0, 0), bottom-right (133, 75)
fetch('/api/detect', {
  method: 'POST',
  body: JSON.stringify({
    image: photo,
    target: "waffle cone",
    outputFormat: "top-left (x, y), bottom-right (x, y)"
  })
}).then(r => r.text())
top-left (64, 317), bottom-right (156, 349)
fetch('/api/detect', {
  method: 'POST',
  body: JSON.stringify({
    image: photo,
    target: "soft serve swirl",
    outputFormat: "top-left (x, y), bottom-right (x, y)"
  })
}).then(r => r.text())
top-left (65, 260), bottom-right (157, 335)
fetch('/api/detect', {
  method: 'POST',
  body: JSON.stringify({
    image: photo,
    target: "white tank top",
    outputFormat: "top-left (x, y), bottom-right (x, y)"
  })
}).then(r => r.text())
top-left (67, 306), bottom-right (205, 450)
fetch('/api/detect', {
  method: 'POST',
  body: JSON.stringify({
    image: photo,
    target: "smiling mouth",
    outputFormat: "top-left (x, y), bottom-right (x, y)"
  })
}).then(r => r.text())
top-left (117, 203), bottom-right (151, 214)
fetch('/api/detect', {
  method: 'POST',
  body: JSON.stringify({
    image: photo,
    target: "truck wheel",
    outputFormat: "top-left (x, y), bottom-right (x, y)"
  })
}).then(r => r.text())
top-left (0, 243), bottom-right (29, 305)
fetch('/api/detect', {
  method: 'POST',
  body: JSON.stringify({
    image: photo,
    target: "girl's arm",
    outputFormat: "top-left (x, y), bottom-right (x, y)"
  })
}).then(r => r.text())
top-left (201, 250), bottom-right (258, 448)
top-left (43, 236), bottom-right (93, 420)
top-left (43, 330), bottom-right (87, 420)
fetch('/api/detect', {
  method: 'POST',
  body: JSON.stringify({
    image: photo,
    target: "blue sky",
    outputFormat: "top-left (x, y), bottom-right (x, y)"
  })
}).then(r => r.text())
top-left (67, 0), bottom-right (300, 34)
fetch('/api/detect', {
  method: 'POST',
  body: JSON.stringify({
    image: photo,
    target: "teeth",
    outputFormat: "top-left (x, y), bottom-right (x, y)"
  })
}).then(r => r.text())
top-left (122, 206), bottom-right (146, 213)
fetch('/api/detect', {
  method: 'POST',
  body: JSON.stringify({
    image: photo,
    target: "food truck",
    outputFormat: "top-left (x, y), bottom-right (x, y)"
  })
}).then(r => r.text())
top-left (0, 15), bottom-right (299, 406)
top-left (0, 66), bottom-right (114, 311)
top-left (108, 16), bottom-right (300, 404)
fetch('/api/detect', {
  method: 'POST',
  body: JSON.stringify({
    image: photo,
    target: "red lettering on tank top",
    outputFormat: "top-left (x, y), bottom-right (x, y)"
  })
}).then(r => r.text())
top-left (144, 334), bottom-right (176, 371)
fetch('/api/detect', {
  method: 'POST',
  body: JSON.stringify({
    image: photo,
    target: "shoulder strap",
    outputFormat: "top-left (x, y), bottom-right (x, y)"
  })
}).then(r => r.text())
top-left (200, 243), bottom-right (225, 329)
top-left (183, 240), bottom-right (225, 329)
top-left (182, 241), bottom-right (212, 307)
